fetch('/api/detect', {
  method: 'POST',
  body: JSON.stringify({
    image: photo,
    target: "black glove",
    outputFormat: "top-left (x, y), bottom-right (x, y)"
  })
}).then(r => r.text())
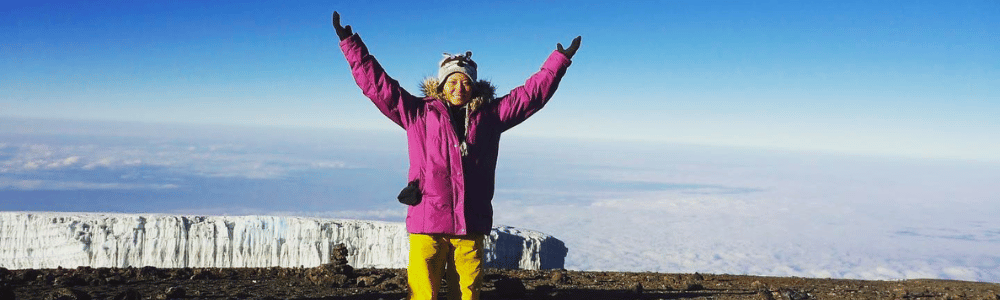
top-left (331, 11), bottom-right (353, 41)
top-left (557, 36), bottom-right (582, 59)
top-left (397, 180), bottom-right (422, 206)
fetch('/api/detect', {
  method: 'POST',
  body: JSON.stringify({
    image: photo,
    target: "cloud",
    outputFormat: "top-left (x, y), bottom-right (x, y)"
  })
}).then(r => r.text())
top-left (0, 178), bottom-right (178, 190)
top-left (45, 156), bottom-right (80, 169)
top-left (492, 192), bottom-right (1000, 282)
top-left (1, 139), bottom-right (352, 180)
top-left (315, 209), bottom-right (408, 220)
top-left (164, 208), bottom-right (408, 222)
top-left (311, 161), bottom-right (348, 169)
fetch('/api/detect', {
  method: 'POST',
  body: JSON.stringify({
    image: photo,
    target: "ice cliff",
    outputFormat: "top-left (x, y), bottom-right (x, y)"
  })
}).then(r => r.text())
top-left (0, 212), bottom-right (567, 270)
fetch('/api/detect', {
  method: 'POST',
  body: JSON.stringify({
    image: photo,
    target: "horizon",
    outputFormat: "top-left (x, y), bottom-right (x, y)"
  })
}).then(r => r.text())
top-left (4, 116), bottom-right (995, 165)
top-left (3, 118), bottom-right (999, 282)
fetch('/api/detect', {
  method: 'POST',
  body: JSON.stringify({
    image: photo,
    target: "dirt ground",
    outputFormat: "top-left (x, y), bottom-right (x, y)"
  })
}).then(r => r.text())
top-left (3, 246), bottom-right (999, 300)
top-left (4, 265), bottom-right (1000, 300)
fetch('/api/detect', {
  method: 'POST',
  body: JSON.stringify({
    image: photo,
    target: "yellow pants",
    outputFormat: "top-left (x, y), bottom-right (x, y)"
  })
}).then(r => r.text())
top-left (408, 233), bottom-right (484, 300)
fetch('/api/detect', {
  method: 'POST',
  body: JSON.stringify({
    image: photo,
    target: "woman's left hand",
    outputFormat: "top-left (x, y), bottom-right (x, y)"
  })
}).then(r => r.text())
top-left (557, 36), bottom-right (582, 59)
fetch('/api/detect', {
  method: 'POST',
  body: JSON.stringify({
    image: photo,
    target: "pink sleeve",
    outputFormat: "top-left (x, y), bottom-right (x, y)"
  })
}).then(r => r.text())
top-left (493, 50), bottom-right (573, 131)
top-left (340, 34), bottom-right (420, 129)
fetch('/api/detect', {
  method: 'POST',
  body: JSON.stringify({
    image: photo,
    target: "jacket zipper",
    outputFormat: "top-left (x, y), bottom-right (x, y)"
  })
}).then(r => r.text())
top-left (439, 101), bottom-right (468, 233)
top-left (442, 101), bottom-right (470, 157)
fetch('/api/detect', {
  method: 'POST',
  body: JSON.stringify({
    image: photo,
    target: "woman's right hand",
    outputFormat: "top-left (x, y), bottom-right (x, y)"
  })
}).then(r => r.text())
top-left (332, 11), bottom-right (353, 41)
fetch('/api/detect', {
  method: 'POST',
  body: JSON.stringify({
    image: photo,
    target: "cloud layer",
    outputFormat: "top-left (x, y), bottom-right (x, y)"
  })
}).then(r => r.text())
top-left (3, 119), bottom-right (999, 282)
top-left (0, 137), bottom-right (352, 187)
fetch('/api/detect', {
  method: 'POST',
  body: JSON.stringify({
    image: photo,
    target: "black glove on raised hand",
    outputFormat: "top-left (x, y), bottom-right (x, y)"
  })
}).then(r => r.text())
top-left (332, 11), bottom-right (353, 41)
top-left (557, 36), bottom-right (582, 59)
top-left (397, 180), bottom-right (422, 206)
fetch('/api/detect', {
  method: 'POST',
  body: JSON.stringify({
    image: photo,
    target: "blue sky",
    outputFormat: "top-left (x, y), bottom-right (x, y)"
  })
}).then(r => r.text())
top-left (2, 0), bottom-right (998, 161)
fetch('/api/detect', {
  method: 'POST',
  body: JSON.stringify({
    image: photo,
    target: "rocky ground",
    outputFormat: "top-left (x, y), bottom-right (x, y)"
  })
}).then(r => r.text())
top-left (2, 245), bottom-right (999, 300)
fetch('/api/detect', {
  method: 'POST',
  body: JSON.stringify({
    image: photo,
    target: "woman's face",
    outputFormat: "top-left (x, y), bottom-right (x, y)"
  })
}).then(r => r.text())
top-left (442, 73), bottom-right (473, 106)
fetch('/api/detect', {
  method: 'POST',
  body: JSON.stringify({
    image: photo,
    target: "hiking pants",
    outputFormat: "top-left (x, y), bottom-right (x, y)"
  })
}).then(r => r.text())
top-left (407, 233), bottom-right (484, 300)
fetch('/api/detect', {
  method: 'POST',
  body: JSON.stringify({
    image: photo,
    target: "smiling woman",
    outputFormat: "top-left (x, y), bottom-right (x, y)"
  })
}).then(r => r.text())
top-left (442, 72), bottom-right (474, 106)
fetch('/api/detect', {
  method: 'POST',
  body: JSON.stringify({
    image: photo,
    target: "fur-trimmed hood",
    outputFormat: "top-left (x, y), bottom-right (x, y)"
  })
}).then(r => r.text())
top-left (419, 77), bottom-right (497, 112)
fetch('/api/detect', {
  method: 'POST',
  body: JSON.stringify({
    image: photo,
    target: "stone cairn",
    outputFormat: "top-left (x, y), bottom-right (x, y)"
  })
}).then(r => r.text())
top-left (306, 244), bottom-right (355, 287)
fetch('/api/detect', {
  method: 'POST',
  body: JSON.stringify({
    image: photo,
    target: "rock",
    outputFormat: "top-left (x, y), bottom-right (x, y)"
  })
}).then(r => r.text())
top-left (53, 275), bottom-right (85, 287)
top-left (0, 285), bottom-right (15, 300)
top-left (306, 273), bottom-right (350, 287)
top-left (189, 271), bottom-right (205, 280)
top-left (165, 286), bottom-right (186, 298)
top-left (306, 264), bottom-right (352, 287)
top-left (751, 280), bottom-right (768, 292)
top-left (631, 282), bottom-right (644, 294)
top-left (680, 272), bottom-right (704, 291)
top-left (356, 275), bottom-right (380, 287)
top-left (783, 289), bottom-right (811, 300)
top-left (892, 286), bottom-right (909, 298)
top-left (167, 268), bottom-right (191, 280)
top-left (155, 286), bottom-right (187, 300)
top-left (86, 277), bottom-right (103, 286)
top-left (312, 262), bottom-right (353, 277)
top-left (138, 266), bottom-right (158, 280)
top-left (304, 245), bottom-right (357, 288)
top-left (332, 274), bottom-right (350, 287)
top-left (534, 284), bottom-right (557, 298)
top-left (104, 274), bottom-right (124, 285)
top-left (377, 281), bottom-right (400, 291)
top-left (17, 270), bottom-right (39, 283)
top-left (550, 270), bottom-right (569, 284)
top-left (46, 288), bottom-right (90, 300)
top-left (376, 275), bottom-right (405, 291)
top-left (332, 244), bottom-right (349, 263)
top-left (755, 290), bottom-right (776, 300)
top-left (683, 282), bottom-right (704, 291)
top-left (493, 277), bottom-right (526, 298)
top-left (112, 289), bottom-right (141, 300)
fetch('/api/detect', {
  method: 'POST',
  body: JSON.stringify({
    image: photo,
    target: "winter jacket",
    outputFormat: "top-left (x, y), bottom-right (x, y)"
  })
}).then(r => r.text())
top-left (339, 34), bottom-right (572, 235)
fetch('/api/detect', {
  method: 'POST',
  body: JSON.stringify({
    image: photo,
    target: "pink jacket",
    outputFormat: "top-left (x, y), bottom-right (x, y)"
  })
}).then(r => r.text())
top-left (340, 34), bottom-right (572, 235)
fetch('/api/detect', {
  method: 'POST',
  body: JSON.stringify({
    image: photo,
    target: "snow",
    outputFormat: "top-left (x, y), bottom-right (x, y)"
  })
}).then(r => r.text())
top-left (0, 212), bottom-right (567, 270)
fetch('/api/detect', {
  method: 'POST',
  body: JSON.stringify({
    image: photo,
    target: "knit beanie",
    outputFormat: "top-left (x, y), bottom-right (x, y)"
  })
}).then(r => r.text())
top-left (438, 51), bottom-right (477, 86)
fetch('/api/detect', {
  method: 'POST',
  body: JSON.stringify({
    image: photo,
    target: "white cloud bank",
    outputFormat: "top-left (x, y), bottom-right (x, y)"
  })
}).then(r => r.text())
top-left (4, 119), bottom-right (999, 283)
top-left (0, 139), bottom-right (353, 190)
top-left (0, 178), bottom-right (178, 190)
top-left (490, 139), bottom-right (1000, 282)
top-left (494, 189), bottom-right (1000, 282)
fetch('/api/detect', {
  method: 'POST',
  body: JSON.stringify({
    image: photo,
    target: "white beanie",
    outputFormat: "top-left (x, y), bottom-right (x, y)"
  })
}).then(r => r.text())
top-left (438, 51), bottom-right (477, 84)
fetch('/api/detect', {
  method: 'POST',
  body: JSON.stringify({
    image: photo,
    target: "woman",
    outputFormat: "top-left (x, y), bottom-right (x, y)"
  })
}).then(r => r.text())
top-left (332, 12), bottom-right (580, 300)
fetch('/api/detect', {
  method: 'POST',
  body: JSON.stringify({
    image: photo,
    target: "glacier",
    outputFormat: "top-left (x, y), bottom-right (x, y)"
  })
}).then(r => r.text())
top-left (0, 212), bottom-right (567, 270)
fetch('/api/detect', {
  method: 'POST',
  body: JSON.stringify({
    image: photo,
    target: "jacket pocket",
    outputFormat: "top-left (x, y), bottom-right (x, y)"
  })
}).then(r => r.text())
top-left (420, 169), bottom-right (452, 210)
top-left (420, 195), bottom-right (452, 211)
